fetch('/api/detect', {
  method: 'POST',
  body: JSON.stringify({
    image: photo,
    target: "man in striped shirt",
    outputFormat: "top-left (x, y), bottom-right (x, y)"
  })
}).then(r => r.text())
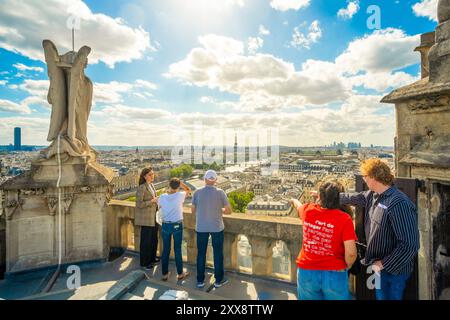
top-left (340, 158), bottom-right (420, 300)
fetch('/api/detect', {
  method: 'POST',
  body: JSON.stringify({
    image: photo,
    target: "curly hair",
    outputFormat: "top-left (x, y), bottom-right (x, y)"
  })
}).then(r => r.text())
top-left (319, 182), bottom-right (342, 210)
top-left (318, 179), bottom-right (354, 217)
top-left (360, 158), bottom-right (394, 186)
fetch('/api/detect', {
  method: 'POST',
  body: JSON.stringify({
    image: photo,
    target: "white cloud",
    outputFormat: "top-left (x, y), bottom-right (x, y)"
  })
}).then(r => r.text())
top-left (0, 104), bottom-right (395, 147)
top-left (94, 80), bottom-right (158, 104)
top-left (0, 99), bottom-right (32, 114)
top-left (270, 0), bottom-right (311, 11)
top-left (94, 104), bottom-right (171, 120)
top-left (226, 0), bottom-right (245, 7)
top-left (412, 0), bottom-right (438, 22)
top-left (0, 117), bottom-right (49, 145)
top-left (2, 79), bottom-right (51, 112)
top-left (18, 79), bottom-right (49, 98)
top-left (200, 96), bottom-right (216, 104)
top-left (167, 27), bottom-right (419, 115)
top-left (248, 37), bottom-right (264, 55)
top-left (173, 104), bottom-right (394, 147)
top-left (166, 34), bottom-right (350, 111)
top-left (135, 79), bottom-right (158, 91)
top-left (34, 25), bottom-right (418, 147)
top-left (290, 20), bottom-right (322, 49)
top-left (94, 81), bottom-right (133, 104)
top-left (349, 71), bottom-right (419, 92)
top-left (340, 94), bottom-right (385, 114)
top-left (199, 34), bottom-right (245, 59)
top-left (21, 96), bottom-right (50, 109)
top-left (300, 28), bottom-right (420, 93)
top-left (259, 25), bottom-right (270, 36)
top-left (0, 0), bottom-right (152, 68)
top-left (0, 80), bottom-right (7, 85)
top-left (335, 28), bottom-right (420, 74)
top-left (13, 63), bottom-right (44, 73)
top-left (133, 92), bottom-right (153, 99)
top-left (337, 1), bottom-right (360, 20)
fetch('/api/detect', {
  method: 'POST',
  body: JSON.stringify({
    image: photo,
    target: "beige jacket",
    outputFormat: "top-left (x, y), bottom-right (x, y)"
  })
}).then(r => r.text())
top-left (135, 183), bottom-right (158, 227)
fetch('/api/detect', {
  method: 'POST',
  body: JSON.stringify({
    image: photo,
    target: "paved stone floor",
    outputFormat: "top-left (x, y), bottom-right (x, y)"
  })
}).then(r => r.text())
top-left (0, 252), bottom-right (297, 300)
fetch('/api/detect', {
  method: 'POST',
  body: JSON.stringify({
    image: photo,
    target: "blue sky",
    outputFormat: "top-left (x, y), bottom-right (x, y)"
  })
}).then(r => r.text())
top-left (0, 0), bottom-right (439, 147)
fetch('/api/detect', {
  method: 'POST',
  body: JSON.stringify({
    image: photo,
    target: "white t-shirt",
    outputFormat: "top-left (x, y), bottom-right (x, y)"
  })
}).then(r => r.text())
top-left (157, 191), bottom-right (186, 222)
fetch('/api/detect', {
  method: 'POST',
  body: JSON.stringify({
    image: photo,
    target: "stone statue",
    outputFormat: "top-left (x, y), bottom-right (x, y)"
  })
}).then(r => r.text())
top-left (38, 40), bottom-right (96, 161)
top-left (438, 0), bottom-right (450, 23)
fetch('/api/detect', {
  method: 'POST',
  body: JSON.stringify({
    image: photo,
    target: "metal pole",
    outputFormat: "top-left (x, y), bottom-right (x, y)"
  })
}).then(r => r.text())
top-left (72, 28), bottom-right (74, 52)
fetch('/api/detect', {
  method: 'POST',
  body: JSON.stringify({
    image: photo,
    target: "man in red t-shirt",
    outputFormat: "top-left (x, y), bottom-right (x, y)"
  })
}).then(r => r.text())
top-left (290, 182), bottom-right (357, 300)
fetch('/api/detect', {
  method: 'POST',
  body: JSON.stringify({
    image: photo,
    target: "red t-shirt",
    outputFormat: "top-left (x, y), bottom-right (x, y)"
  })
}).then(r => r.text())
top-left (296, 203), bottom-right (357, 271)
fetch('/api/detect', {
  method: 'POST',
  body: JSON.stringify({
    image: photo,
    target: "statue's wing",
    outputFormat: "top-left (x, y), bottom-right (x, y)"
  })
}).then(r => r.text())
top-left (67, 46), bottom-right (91, 140)
top-left (43, 40), bottom-right (66, 142)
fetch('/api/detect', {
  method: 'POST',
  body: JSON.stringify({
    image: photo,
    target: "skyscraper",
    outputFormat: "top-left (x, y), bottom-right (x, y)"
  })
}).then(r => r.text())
top-left (14, 127), bottom-right (21, 151)
top-left (234, 133), bottom-right (238, 164)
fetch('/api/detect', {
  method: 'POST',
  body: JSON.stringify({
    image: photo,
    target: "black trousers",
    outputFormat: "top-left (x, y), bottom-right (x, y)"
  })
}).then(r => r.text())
top-left (140, 225), bottom-right (158, 267)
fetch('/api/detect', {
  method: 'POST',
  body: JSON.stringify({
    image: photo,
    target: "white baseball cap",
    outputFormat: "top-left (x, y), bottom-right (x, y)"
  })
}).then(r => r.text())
top-left (204, 170), bottom-right (218, 181)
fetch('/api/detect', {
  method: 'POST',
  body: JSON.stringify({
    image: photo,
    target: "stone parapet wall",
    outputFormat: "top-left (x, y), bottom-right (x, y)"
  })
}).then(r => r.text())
top-left (107, 200), bottom-right (303, 283)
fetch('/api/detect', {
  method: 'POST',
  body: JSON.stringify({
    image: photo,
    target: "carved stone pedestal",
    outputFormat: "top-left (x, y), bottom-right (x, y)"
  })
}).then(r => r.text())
top-left (0, 156), bottom-right (114, 274)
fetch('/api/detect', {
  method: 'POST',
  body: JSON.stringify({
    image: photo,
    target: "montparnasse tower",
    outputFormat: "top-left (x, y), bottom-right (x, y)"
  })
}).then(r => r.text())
top-left (234, 132), bottom-right (238, 164)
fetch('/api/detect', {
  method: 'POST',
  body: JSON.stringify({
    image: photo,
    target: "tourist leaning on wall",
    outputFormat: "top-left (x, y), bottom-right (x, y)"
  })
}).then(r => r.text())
top-left (158, 177), bottom-right (191, 281)
top-left (290, 181), bottom-right (358, 300)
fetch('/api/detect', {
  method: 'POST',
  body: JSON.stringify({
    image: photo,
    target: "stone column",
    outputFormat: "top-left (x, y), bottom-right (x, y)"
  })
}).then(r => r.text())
top-left (247, 235), bottom-right (272, 277)
top-left (0, 214), bottom-right (5, 278)
top-left (223, 232), bottom-right (237, 270)
top-left (286, 241), bottom-right (301, 283)
top-left (417, 188), bottom-right (433, 300)
top-left (184, 228), bottom-right (197, 264)
top-left (134, 225), bottom-right (141, 252)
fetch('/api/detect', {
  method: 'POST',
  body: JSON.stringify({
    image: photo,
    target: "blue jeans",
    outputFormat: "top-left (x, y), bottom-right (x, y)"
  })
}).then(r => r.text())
top-left (161, 222), bottom-right (184, 275)
top-left (375, 270), bottom-right (410, 300)
top-left (297, 268), bottom-right (351, 300)
top-left (196, 231), bottom-right (224, 283)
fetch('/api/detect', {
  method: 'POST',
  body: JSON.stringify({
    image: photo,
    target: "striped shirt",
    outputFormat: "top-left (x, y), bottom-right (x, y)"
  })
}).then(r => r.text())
top-left (340, 186), bottom-right (420, 275)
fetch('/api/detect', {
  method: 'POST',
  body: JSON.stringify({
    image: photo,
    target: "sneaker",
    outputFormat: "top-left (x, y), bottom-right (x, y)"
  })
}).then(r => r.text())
top-left (143, 265), bottom-right (154, 271)
top-left (162, 272), bottom-right (171, 281)
top-left (196, 281), bottom-right (205, 288)
top-left (214, 278), bottom-right (229, 288)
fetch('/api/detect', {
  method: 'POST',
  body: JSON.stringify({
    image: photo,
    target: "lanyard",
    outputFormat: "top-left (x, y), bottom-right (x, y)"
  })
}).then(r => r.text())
top-left (356, 241), bottom-right (367, 248)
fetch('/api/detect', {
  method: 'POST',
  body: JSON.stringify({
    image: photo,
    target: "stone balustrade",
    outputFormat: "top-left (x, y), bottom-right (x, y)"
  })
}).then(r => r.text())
top-left (107, 200), bottom-right (303, 283)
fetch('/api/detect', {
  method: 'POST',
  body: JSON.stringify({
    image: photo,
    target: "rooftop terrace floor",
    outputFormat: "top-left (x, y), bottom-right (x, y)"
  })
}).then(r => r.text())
top-left (0, 252), bottom-right (297, 300)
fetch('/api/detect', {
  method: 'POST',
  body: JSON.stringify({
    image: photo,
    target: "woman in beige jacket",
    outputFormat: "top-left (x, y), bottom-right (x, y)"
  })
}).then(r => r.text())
top-left (135, 167), bottom-right (159, 269)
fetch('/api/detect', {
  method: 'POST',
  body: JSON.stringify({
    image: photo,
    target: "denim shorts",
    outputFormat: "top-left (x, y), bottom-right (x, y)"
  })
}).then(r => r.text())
top-left (297, 268), bottom-right (351, 300)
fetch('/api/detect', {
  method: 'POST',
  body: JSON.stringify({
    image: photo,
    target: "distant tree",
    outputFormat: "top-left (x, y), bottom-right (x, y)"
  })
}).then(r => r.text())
top-left (193, 162), bottom-right (224, 171)
top-left (228, 191), bottom-right (255, 213)
top-left (126, 196), bottom-right (136, 202)
top-left (170, 164), bottom-right (193, 179)
top-left (315, 150), bottom-right (322, 156)
top-left (337, 149), bottom-right (343, 156)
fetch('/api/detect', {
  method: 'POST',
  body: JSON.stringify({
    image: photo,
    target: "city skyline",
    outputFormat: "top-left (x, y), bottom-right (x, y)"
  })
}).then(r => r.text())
top-left (0, 0), bottom-right (438, 147)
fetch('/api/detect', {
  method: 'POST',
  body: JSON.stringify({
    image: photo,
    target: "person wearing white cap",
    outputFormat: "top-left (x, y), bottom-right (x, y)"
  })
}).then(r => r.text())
top-left (191, 170), bottom-right (232, 288)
